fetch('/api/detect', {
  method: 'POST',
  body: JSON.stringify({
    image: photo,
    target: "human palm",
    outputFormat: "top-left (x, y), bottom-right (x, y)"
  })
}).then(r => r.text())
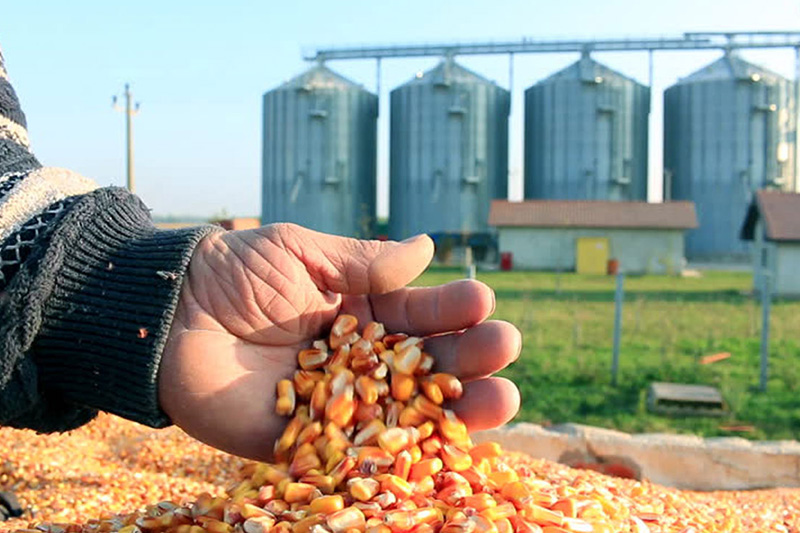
top-left (159, 224), bottom-right (521, 461)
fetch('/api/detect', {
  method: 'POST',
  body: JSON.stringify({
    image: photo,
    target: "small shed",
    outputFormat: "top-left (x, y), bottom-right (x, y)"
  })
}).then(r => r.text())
top-left (489, 200), bottom-right (697, 274)
top-left (741, 190), bottom-right (800, 297)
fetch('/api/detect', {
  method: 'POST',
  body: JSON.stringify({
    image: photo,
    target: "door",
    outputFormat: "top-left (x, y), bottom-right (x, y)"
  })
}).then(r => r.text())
top-left (576, 237), bottom-right (609, 274)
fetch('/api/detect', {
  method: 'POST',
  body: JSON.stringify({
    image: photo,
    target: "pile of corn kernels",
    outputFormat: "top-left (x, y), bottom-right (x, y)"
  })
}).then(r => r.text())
top-left (2, 315), bottom-right (800, 533)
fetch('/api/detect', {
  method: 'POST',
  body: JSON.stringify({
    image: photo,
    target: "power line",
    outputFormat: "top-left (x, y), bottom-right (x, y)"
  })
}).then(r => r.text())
top-left (112, 83), bottom-right (140, 194)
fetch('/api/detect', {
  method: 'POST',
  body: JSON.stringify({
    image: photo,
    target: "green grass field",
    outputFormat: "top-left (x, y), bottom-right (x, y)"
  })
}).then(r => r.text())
top-left (413, 268), bottom-right (800, 440)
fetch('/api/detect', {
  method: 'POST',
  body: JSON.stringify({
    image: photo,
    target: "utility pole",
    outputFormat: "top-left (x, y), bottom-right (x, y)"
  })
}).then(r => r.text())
top-left (112, 84), bottom-right (140, 193)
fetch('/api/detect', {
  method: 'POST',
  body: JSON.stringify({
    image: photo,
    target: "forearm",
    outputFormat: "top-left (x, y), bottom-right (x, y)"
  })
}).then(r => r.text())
top-left (0, 45), bottom-right (222, 431)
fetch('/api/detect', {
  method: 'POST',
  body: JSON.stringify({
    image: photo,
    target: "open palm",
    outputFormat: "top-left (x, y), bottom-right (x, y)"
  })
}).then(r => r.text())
top-left (158, 224), bottom-right (521, 461)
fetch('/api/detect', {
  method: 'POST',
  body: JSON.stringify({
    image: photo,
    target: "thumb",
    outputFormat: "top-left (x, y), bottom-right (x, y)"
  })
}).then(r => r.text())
top-left (267, 223), bottom-right (435, 295)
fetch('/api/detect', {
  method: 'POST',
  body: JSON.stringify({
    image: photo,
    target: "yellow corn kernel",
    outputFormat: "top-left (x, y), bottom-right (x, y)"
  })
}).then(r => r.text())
top-left (352, 353), bottom-right (380, 373)
top-left (327, 507), bottom-right (366, 533)
top-left (356, 446), bottom-right (395, 469)
top-left (283, 482), bottom-right (316, 504)
top-left (297, 421), bottom-right (323, 446)
top-left (349, 477), bottom-right (381, 501)
top-left (495, 518), bottom-right (513, 533)
top-left (355, 376), bottom-right (380, 405)
top-left (393, 345), bottom-right (422, 375)
top-left (550, 499), bottom-right (577, 519)
top-left (420, 381), bottom-right (444, 405)
top-left (362, 321), bottom-right (386, 342)
top-left (328, 455), bottom-right (356, 487)
top-left (439, 410), bottom-right (469, 443)
top-left (242, 516), bottom-right (276, 533)
top-left (469, 442), bottom-right (503, 461)
top-left (501, 481), bottom-right (533, 506)
top-left (310, 381), bottom-right (329, 421)
top-left (354, 419), bottom-right (387, 446)
top-left (381, 474), bottom-right (413, 499)
top-left (409, 458), bottom-right (443, 482)
top-left (276, 415), bottom-right (305, 454)
top-left (441, 444), bottom-right (473, 472)
top-left (421, 436), bottom-right (443, 456)
top-left (328, 344), bottom-right (352, 371)
top-left (290, 443), bottom-right (322, 478)
top-left (394, 450), bottom-right (413, 480)
top-left (351, 337), bottom-right (373, 358)
top-left (331, 314), bottom-right (358, 338)
top-left (393, 336), bottom-right (422, 352)
top-left (293, 370), bottom-right (324, 399)
top-left (431, 373), bottom-right (463, 399)
top-left (413, 395), bottom-right (443, 420)
top-left (384, 401), bottom-right (403, 428)
top-left (416, 353), bottom-right (435, 376)
top-left (523, 505), bottom-right (564, 528)
top-left (399, 406), bottom-right (427, 428)
top-left (391, 373), bottom-right (415, 401)
top-left (383, 510), bottom-right (415, 532)
top-left (412, 508), bottom-right (443, 525)
top-left (463, 493), bottom-right (497, 512)
top-left (469, 515), bottom-right (498, 533)
top-left (408, 445), bottom-right (423, 464)
top-left (377, 427), bottom-right (411, 455)
top-left (371, 362), bottom-right (389, 381)
top-left (300, 473), bottom-right (336, 495)
top-left (276, 379), bottom-right (297, 416)
top-left (330, 369), bottom-right (356, 395)
top-left (413, 475), bottom-right (436, 495)
top-left (488, 469), bottom-right (519, 488)
top-left (480, 503), bottom-right (516, 522)
top-left (326, 386), bottom-right (356, 427)
top-left (298, 348), bottom-right (329, 370)
top-left (355, 402), bottom-right (384, 424)
top-left (309, 495), bottom-right (345, 515)
top-left (416, 420), bottom-right (435, 440)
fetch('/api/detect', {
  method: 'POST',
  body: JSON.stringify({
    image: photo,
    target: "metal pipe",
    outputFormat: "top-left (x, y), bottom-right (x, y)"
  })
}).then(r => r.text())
top-left (307, 33), bottom-right (800, 62)
top-left (760, 271), bottom-right (771, 392)
top-left (611, 272), bottom-right (624, 386)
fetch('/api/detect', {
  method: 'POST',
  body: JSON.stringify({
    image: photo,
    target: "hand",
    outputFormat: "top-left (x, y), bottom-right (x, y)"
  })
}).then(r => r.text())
top-left (158, 223), bottom-right (521, 461)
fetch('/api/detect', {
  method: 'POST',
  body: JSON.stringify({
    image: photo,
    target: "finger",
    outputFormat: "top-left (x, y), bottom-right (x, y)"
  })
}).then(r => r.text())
top-left (449, 377), bottom-right (520, 432)
top-left (367, 279), bottom-right (496, 336)
top-left (262, 223), bottom-right (434, 295)
top-left (423, 320), bottom-right (521, 381)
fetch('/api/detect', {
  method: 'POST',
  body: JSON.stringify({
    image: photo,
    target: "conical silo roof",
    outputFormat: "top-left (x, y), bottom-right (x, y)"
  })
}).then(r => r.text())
top-left (537, 54), bottom-right (644, 86)
top-left (674, 53), bottom-right (788, 84)
top-left (396, 58), bottom-right (499, 88)
top-left (275, 64), bottom-right (368, 92)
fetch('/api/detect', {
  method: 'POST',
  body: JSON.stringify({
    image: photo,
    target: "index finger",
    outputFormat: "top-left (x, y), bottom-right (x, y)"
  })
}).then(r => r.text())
top-left (366, 279), bottom-right (495, 337)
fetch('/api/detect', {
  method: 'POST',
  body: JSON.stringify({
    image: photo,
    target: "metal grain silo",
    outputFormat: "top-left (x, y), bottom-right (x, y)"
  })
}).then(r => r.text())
top-left (262, 64), bottom-right (378, 238)
top-left (664, 53), bottom-right (797, 262)
top-left (524, 54), bottom-right (650, 201)
top-left (389, 59), bottom-right (510, 241)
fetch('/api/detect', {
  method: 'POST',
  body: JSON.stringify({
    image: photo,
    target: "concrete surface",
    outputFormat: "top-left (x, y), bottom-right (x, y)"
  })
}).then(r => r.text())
top-left (473, 422), bottom-right (800, 491)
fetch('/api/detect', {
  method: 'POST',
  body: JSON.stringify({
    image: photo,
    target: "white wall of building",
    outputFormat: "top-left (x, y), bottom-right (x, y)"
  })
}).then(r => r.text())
top-left (751, 220), bottom-right (799, 297)
top-left (776, 244), bottom-right (800, 296)
top-left (497, 227), bottom-right (685, 274)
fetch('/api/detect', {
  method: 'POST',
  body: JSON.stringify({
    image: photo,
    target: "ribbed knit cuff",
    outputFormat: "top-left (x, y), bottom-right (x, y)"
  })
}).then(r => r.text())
top-left (31, 188), bottom-right (222, 428)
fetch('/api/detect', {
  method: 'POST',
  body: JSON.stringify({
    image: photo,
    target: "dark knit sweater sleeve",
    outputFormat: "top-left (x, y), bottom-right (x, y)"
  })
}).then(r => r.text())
top-left (2, 190), bottom-right (220, 431)
top-left (0, 45), bottom-right (224, 431)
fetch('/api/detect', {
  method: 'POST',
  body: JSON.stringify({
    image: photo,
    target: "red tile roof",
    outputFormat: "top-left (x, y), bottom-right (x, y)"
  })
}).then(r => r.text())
top-left (489, 200), bottom-right (698, 230)
top-left (741, 190), bottom-right (800, 242)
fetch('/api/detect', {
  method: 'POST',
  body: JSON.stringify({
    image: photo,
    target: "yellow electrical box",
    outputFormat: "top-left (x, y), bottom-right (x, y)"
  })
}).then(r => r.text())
top-left (576, 237), bottom-right (609, 274)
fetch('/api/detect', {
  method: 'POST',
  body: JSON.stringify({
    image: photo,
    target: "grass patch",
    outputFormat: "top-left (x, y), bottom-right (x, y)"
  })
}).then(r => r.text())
top-left (413, 268), bottom-right (800, 440)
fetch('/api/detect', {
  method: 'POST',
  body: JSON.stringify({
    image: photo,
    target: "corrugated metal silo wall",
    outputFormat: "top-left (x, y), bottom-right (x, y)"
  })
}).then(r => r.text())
top-left (389, 77), bottom-right (510, 240)
top-left (664, 76), bottom-right (796, 262)
top-left (524, 69), bottom-right (649, 201)
top-left (261, 82), bottom-right (378, 238)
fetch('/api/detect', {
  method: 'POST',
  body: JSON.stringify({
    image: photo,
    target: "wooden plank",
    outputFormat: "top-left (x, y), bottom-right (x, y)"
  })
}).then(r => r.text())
top-left (647, 382), bottom-right (726, 417)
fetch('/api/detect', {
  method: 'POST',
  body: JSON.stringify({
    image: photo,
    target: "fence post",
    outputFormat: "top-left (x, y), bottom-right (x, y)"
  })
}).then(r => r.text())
top-left (611, 272), bottom-right (624, 386)
top-left (760, 272), bottom-right (771, 392)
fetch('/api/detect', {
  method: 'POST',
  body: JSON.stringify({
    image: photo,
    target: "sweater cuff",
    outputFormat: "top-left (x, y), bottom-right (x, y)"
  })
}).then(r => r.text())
top-left (31, 188), bottom-right (222, 428)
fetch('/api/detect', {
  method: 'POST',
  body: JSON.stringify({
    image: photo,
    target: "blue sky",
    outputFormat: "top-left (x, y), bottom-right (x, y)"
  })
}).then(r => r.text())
top-left (1, 1), bottom-right (798, 219)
